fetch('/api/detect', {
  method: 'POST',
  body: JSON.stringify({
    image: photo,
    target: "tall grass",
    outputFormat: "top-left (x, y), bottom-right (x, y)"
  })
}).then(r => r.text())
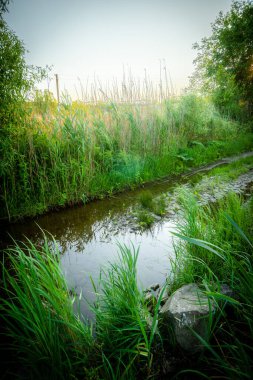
top-left (1, 238), bottom-right (164, 379)
top-left (171, 190), bottom-right (252, 288)
top-left (171, 191), bottom-right (253, 378)
top-left (92, 244), bottom-right (163, 379)
top-left (1, 235), bottom-right (95, 379)
top-left (1, 93), bottom-right (252, 220)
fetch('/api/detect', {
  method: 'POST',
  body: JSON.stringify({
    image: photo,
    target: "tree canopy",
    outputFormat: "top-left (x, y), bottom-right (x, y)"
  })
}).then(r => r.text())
top-left (190, 0), bottom-right (253, 119)
top-left (0, 3), bottom-right (46, 127)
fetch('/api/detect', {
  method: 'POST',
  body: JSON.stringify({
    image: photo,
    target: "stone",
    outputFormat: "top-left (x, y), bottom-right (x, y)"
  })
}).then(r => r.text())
top-left (220, 283), bottom-right (235, 299)
top-left (159, 283), bottom-right (214, 352)
top-left (144, 291), bottom-right (157, 313)
top-left (150, 283), bottom-right (160, 291)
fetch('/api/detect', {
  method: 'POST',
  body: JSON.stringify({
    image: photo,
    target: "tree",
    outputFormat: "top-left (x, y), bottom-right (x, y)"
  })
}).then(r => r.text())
top-left (0, 19), bottom-right (29, 120)
top-left (190, 1), bottom-right (253, 119)
top-left (0, 0), bottom-right (46, 188)
top-left (0, 5), bottom-right (46, 127)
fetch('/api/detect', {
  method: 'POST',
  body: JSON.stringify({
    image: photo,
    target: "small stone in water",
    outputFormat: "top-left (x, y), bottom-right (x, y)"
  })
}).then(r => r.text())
top-left (150, 283), bottom-right (160, 291)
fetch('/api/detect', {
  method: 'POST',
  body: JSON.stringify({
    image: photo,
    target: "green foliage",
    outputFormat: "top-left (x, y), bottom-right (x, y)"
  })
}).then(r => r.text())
top-left (191, 0), bottom-right (253, 119)
top-left (137, 209), bottom-right (155, 229)
top-left (1, 94), bottom-right (252, 220)
top-left (0, 19), bottom-right (46, 127)
top-left (139, 190), bottom-right (153, 209)
top-left (32, 89), bottom-right (57, 115)
top-left (1, 240), bottom-right (163, 379)
top-left (0, 19), bottom-right (28, 125)
top-left (92, 245), bottom-right (162, 378)
top-left (0, 0), bottom-right (10, 17)
top-left (174, 215), bottom-right (253, 379)
top-left (207, 155), bottom-right (253, 180)
top-left (171, 190), bottom-right (252, 289)
top-left (152, 194), bottom-right (167, 216)
top-left (1, 236), bottom-right (95, 379)
top-left (136, 192), bottom-right (167, 228)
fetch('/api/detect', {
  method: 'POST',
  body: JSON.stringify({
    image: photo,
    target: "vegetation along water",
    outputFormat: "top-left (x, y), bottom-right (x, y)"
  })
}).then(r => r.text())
top-left (1, 0), bottom-right (253, 379)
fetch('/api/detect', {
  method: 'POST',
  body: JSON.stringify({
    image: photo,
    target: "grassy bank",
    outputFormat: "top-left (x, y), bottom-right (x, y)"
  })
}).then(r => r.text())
top-left (1, 93), bottom-right (252, 220)
top-left (170, 191), bottom-right (253, 378)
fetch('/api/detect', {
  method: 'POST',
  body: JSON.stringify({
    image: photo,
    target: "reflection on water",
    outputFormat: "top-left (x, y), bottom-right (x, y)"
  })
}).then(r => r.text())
top-left (60, 221), bottom-right (176, 319)
top-left (1, 179), bottom-right (179, 318)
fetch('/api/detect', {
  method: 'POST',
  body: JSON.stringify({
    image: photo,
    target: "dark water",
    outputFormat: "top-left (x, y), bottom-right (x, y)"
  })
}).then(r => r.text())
top-left (1, 151), bottom-right (252, 318)
top-left (1, 181), bottom-right (178, 319)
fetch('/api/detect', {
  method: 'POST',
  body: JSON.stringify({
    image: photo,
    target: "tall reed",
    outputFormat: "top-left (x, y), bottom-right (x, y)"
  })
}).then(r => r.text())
top-left (1, 93), bottom-right (252, 220)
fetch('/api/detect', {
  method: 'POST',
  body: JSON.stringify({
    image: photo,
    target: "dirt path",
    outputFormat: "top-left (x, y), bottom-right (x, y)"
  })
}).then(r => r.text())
top-left (183, 151), bottom-right (253, 178)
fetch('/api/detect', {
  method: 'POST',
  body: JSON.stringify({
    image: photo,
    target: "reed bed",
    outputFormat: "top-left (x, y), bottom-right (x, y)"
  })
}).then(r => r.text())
top-left (1, 93), bottom-right (252, 220)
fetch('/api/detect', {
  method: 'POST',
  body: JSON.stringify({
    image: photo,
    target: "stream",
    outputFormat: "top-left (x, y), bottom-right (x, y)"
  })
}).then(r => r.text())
top-left (1, 151), bottom-right (253, 319)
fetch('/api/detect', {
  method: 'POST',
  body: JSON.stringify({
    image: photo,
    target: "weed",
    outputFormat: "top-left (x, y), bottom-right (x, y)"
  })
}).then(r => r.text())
top-left (171, 190), bottom-right (252, 289)
top-left (92, 244), bottom-right (163, 378)
top-left (137, 210), bottom-right (155, 229)
top-left (139, 190), bottom-right (154, 209)
top-left (152, 194), bottom-right (168, 216)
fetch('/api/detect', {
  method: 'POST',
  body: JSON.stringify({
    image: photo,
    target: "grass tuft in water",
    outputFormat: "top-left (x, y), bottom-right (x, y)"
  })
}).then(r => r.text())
top-left (92, 244), bottom-right (163, 378)
top-left (139, 191), bottom-right (154, 209)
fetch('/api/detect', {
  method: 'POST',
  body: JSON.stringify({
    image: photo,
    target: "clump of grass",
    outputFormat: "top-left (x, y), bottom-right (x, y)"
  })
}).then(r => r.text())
top-left (137, 209), bottom-right (155, 229)
top-left (173, 216), bottom-right (253, 379)
top-left (170, 186), bottom-right (253, 377)
top-left (92, 244), bottom-right (163, 378)
top-left (152, 194), bottom-right (168, 216)
top-left (139, 190), bottom-right (154, 209)
top-left (137, 192), bottom-right (168, 226)
top-left (171, 189), bottom-right (252, 289)
top-left (1, 235), bottom-right (95, 379)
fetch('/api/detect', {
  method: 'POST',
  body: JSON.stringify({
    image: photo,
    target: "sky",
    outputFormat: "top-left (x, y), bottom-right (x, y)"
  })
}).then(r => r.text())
top-left (4, 0), bottom-right (233, 99)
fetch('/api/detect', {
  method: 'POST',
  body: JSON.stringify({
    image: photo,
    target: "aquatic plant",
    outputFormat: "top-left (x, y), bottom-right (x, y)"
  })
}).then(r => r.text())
top-left (136, 209), bottom-right (155, 229)
top-left (92, 244), bottom-right (163, 378)
top-left (139, 190), bottom-right (154, 209)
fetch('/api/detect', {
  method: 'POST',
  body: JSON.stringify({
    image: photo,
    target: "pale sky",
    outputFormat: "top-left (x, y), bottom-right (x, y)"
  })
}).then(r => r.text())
top-left (4, 0), bottom-right (233, 99)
